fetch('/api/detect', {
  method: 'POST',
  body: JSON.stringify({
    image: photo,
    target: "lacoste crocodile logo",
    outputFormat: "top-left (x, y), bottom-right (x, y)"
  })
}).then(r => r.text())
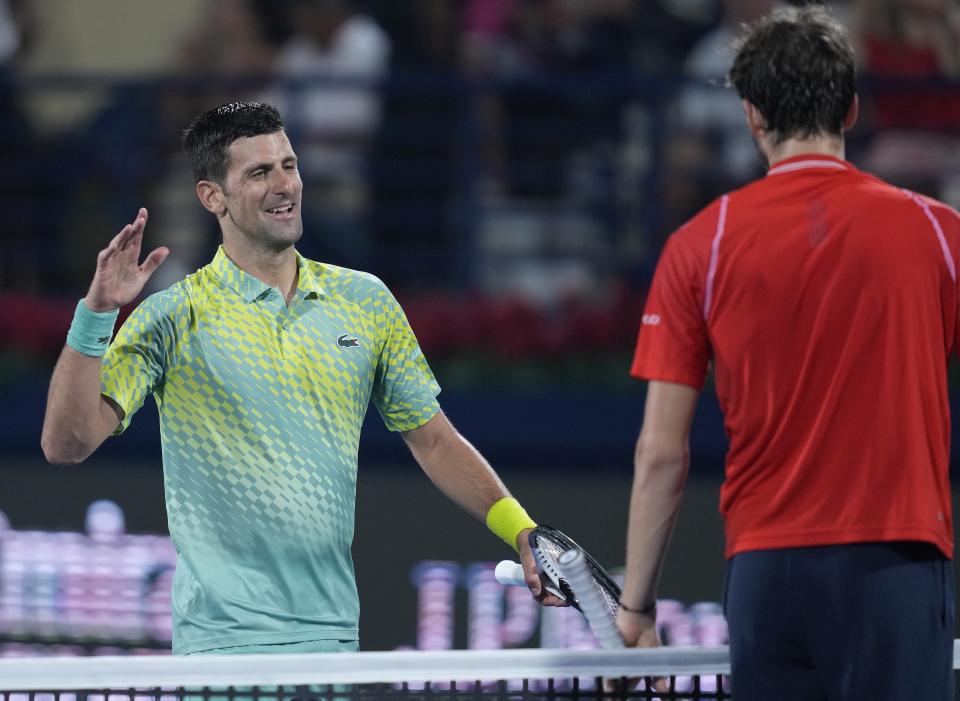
top-left (337, 334), bottom-right (360, 348)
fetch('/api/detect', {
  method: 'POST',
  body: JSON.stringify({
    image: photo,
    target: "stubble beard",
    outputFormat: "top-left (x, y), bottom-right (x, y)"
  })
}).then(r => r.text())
top-left (225, 206), bottom-right (304, 254)
top-left (753, 137), bottom-right (770, 170)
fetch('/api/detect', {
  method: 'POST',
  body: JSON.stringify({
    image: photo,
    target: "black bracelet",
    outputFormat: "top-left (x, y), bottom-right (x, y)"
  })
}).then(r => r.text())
top-left (618, 600), bottom-right (657, 615)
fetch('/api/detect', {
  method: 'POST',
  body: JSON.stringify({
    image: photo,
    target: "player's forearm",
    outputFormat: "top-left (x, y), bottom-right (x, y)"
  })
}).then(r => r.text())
top-left (418, 431), bottom-right (510, 521)
top-left (405, 413), bottom-right (509, 521)
top-left (620, 438), bottom-right (689, 611)
top-left (41, 346), bottom-right (113, 464)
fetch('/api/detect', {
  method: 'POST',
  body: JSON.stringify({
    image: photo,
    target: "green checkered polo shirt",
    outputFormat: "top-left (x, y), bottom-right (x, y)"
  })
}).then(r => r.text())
top-left (101, 246), bottom-right (441, 654)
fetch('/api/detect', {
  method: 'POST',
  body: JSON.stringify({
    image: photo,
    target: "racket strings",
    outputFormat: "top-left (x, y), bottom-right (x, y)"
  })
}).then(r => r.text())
top-left (590, 570), bottom-right (620, 618)
top-left (534, 539), bottom-right (577, 601)
top-left (534, 533), bottom-right (620, 618)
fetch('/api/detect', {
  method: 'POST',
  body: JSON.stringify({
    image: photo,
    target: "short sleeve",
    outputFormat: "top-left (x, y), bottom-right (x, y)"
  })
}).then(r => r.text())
top-left (631, 234), bottom-right (711, 389)
top-left (370, 285), bottom-right (441, 431)
top-left (100, 293), bottom-right (176, 434)
top-left (944, 208), bottom-right (960, 359)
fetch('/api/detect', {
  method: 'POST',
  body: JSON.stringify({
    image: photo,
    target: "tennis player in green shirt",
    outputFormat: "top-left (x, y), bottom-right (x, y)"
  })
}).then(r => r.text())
top-left (41, 101), bottom-right (557, 655)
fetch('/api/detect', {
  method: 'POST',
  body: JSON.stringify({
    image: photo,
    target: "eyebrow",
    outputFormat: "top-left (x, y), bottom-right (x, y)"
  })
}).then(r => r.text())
top-left (243, 156), bottom-right (298, 177)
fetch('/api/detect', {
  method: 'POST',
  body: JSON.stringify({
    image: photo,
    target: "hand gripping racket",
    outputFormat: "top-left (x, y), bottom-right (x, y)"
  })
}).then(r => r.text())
top-left (495, 525), bottom-right (624, 648)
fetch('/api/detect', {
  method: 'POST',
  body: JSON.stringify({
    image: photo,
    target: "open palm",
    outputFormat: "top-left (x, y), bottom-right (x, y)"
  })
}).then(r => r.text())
top-left (85, 208), bottom-right (169, 312)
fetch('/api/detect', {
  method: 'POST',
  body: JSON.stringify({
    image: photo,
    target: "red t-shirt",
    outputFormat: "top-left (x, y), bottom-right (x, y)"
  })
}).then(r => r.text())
top-left (632, 154), bottom-right (960, 558)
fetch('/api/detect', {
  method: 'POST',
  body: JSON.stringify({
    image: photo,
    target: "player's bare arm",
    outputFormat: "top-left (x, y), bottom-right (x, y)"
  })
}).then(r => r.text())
top-left (41, 208), bottom-right (168, 465)
top-left (401, 411), bottom-right (564, 605)
top-left (618, 380), bottom-right (699, 648)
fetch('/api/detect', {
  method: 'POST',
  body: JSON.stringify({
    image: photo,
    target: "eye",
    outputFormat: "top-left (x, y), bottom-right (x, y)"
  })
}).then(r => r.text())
top-left (283, 162), bottom-right (297, 172)
top-left (250, 170), bottom-right (266, 179)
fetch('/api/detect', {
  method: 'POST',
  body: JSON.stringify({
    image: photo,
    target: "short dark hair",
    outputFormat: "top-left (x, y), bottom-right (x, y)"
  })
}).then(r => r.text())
top-left (728, 5), bottom-right (855, 143)
top-left (182, 101), bottom-right (285, 184)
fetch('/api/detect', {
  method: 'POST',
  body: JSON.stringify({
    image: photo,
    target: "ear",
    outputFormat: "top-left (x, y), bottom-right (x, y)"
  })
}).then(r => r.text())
top-left (842, 94), bottom-right (859, 132)
top-left (196, 180), bottom-right (226, 216)
top-left (742, 100), bottom-right (766, 138)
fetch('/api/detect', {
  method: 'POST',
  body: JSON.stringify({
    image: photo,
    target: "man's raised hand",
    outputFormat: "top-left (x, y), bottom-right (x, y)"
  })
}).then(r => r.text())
top-left (84, 208), bottom-right (169, 312)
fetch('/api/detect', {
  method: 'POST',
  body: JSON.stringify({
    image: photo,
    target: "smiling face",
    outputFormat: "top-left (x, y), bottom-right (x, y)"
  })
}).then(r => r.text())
top-left (207, 130), bottom-right (304, 253)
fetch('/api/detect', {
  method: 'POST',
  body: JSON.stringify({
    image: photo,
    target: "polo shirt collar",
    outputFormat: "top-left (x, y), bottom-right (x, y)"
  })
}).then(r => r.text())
top-left (293, 250), bottom-right (326, 299)
top-left (211, 246), bottom-right (326, 302)
top-left (766, 153), bottom-right (850, 177)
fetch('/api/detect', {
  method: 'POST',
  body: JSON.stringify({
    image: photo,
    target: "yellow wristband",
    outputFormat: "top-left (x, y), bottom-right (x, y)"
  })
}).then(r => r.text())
top-left (486, 497), bottom-right (537, 552)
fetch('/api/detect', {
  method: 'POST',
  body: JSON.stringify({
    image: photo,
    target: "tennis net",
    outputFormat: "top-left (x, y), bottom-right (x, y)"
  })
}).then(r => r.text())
top-left (0, 647), bottom-right (729, 700)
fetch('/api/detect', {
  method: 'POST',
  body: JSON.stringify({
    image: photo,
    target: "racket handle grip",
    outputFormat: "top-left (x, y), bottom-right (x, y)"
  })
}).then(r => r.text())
top-left (559, 548), bottom-right (624, 649)
top-left (495, 560), bottom-right (526, 587)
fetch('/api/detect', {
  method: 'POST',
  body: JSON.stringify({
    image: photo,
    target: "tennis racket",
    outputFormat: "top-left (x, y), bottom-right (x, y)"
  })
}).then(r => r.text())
top-left (495, 525), bottom-right (624, 648)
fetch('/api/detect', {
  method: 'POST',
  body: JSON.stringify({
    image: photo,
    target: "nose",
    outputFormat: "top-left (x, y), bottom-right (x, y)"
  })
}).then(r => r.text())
top-left (270, 168), bottom-right (298, 196)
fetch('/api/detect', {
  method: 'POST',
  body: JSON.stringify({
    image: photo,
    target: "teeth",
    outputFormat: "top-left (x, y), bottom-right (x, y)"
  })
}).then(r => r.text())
top-left (267, 205), bottom-right (293, 214)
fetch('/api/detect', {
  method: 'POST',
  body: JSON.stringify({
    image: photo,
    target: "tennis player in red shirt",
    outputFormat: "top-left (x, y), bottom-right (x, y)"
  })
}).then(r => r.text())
top-left (618, 6), bottom-right (960, 700)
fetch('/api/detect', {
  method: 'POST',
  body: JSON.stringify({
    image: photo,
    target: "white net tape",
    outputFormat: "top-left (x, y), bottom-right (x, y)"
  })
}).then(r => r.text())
top-left (0, 647), bottom-right (729, 690)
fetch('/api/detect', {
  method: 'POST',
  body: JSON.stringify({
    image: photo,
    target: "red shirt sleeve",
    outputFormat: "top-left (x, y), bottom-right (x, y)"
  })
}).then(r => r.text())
top-left (906, 193), bottom-right (960, 357)
top-left (946, 206), bottom-right (960, 357)
top-left (631, 231), bottom-right (711, 389)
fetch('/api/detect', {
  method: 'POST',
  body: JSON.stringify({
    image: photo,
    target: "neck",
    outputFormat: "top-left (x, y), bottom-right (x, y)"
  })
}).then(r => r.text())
top-left (762, 134), bottom-right (845, 168)
top-left (222, 238), bottom-right (299, 300)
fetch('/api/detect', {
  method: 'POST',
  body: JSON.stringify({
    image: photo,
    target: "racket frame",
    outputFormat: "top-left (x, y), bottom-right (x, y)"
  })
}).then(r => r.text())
top-left (528, 525), bottom-right (621, 613)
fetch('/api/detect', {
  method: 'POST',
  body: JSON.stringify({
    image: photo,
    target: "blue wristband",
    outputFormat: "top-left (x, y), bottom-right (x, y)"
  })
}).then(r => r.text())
top-left (66, 299), bottom-right (119, 357)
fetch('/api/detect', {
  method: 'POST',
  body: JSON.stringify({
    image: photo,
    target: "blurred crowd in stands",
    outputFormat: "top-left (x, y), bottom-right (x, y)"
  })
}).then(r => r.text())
top-left (0, 0), bottom-right (958, 388)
